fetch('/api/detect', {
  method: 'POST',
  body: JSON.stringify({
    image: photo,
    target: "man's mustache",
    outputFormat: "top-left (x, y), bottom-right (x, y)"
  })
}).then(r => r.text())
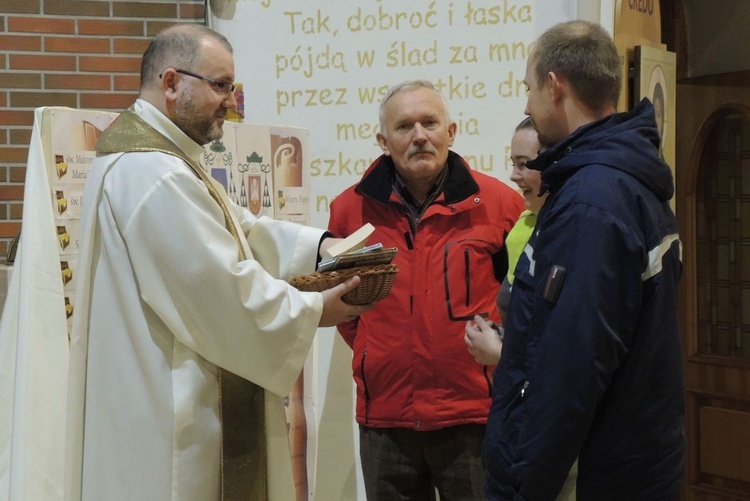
top-left (407, 145), bottom-right (437, 158)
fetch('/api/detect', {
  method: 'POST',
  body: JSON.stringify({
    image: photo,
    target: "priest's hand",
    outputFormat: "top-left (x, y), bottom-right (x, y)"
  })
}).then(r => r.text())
top-left (318, 275), bottom-right (373, 326)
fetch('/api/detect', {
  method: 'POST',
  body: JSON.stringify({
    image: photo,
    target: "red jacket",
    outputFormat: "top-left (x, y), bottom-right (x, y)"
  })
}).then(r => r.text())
top-left (328, 151), bottom-right (524, 430)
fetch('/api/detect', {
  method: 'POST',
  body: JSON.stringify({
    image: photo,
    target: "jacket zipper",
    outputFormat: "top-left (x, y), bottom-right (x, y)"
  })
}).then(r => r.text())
top-left (361, 349), bottom-right (370, 425)
top-left (404, 231), bottom-right (414, 313)
top-left (464, 248), bottom-right (471, 307)
top-left (508, 380), bottom-right (529, 411)
top-left (483, 366), bottom-right (492, 397)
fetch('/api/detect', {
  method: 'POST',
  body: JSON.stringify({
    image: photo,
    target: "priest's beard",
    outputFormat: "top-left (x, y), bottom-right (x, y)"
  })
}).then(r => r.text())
top-left (174, 88), bottom-right (225, 145)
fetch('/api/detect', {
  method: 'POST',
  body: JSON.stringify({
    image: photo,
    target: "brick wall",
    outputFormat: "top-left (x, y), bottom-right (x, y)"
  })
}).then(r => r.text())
top-left (0, 0), bottom-right (206, 258)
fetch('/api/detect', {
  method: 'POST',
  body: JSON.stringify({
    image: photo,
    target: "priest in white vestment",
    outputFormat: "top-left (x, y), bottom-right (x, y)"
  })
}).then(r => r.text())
top-left (65, 24), bottom-right (370, 500)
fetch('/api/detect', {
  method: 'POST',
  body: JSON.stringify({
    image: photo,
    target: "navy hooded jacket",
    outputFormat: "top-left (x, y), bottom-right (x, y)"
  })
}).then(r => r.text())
top-left (483, 99), bottom-right (685, 501)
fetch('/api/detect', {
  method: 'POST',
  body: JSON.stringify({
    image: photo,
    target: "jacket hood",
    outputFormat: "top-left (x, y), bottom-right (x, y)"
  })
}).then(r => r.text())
top-left (528, 99), bottom-right (674, 202)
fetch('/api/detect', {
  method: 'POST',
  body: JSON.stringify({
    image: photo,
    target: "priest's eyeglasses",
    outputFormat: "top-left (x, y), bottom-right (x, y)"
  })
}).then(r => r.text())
top-left (162, 69), bottom-right (237, 96)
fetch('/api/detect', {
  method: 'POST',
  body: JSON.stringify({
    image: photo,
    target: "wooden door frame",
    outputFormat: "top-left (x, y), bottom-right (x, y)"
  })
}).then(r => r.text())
top-left (680, 103), bottom-right (750, 357)
top-left (679, 102), bottom-right (750, 499)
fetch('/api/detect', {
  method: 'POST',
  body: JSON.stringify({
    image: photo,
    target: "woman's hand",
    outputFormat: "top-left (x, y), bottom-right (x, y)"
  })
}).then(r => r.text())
top-left (464, 315), bottom-right (503, 366)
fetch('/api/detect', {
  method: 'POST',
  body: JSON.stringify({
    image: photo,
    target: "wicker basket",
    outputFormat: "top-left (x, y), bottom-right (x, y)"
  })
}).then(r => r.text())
top-left (290, 263), bottom-right (399, 305)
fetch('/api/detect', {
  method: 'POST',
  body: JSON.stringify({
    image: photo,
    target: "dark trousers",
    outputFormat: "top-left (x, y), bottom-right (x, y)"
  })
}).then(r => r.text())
top-left (359, 424), bottom-right (486, 501)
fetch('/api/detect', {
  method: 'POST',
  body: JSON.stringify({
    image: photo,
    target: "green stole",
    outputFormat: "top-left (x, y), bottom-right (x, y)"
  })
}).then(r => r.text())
top-left (96, 106), bottom-right (268, 501)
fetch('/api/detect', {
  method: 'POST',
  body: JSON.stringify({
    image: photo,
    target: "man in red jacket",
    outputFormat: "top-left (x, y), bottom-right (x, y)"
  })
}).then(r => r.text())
top-left (328, 80), bottom-right (524, 500)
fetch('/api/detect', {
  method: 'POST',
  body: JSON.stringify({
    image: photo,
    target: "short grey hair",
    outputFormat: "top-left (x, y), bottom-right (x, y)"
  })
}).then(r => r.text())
top-left (378, 80), bottom-right (451, 134)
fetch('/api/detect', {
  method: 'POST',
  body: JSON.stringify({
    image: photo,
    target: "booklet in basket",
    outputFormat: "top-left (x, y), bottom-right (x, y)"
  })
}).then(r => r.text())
top-left (289, 224), bottom-right (399, 304)
top-left (322, 222), bottom-right (375, 259)
top-left (318, 245), bottom-right (397, 272)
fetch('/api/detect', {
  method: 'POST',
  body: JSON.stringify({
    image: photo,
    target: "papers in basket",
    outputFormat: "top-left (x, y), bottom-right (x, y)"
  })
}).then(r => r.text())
top-left (319, 223), bottom-right (397, 272)
top-left (318, 244), bottom-right (397, 272)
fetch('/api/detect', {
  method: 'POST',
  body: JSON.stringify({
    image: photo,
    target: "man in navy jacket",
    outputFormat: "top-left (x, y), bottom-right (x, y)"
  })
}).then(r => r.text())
top-left (483, 20), bottom-right (685, 500)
